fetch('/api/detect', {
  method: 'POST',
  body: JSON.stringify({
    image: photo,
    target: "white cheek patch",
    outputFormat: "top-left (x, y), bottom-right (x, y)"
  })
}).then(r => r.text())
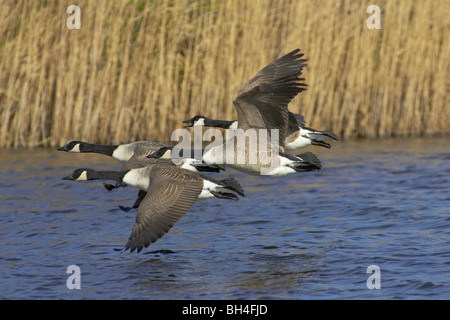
top-left (69, 143), bottom-right (81, 153)
top-left (160, 150), bottom-right (172, 159)
top-left (228, 121), bottom-right (238, 130)
top-left (195, 118), bottom-right (205, 126)
top-left (76, 171), bottom-right (88, 181)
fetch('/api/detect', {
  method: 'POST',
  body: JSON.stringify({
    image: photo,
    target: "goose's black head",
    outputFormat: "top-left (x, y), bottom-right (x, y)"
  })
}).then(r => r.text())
top-left (183, 115), bottom-right (236, 129)
top-left (147, 146), bottom-right (173, 159)
top-left (182, 115), bottom-right (209, 127)
top-left (57, 141), bottom-right (84, 152)
top-left (63, 168), bottom-right (95, 181)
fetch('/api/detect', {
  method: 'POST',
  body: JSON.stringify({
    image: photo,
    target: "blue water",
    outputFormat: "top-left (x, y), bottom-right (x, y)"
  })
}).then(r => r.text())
top-left (0, 138), bottom-right (449, 299)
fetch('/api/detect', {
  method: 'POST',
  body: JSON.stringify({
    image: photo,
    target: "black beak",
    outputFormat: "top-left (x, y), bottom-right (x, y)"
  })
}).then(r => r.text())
top-left (310, 140), bottom-right (331, 149)
top-left (57, 146), bottom-right (68, 151)
top-left (182, 118), bottom-right (195, 128)
top-left (147, 150), bottom-right (163, 159)
top-left (146, 153), bottom-right (158, 159)
top-left (62, 174), bottom-right (75, 180)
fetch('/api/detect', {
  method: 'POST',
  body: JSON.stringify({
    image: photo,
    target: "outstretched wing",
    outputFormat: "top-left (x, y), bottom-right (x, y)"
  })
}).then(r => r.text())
top-left (125, 167), bottom-right (202, 252)
top-left (233, 49), bottom-right (308, 151)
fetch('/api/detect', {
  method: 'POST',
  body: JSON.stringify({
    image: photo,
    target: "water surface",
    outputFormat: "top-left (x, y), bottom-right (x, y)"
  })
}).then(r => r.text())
top-left (0, 138), bottom-right (449, 299)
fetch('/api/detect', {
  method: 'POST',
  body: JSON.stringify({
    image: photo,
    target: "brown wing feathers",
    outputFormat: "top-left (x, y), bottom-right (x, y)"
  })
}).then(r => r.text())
top-left (233, 49), bottom-right (308, 150)
top-left (125, 167), bottom-right (203, 253)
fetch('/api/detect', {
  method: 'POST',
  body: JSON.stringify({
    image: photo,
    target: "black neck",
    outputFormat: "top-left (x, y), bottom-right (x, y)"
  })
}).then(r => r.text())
top-left (90, 170), bottom-right (127, 182)
top-left (205, 119), bottom-right (236, 129)
top-left (80, 142), bottom-right (118, 156)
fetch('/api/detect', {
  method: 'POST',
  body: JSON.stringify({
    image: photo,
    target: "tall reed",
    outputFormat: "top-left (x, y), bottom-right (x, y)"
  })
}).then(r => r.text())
top-left (0, 0), bottom-right (448, 148)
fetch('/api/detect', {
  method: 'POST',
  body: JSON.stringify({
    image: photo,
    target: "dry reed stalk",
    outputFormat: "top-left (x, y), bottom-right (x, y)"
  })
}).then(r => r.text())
top-left (0, 0), bottom-right (448, 148)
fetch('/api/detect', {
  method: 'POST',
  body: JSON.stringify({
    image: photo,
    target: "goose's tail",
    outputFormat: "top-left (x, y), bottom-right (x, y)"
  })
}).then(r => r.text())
top-left (290, 152), bottom-right (322, 172)
top-left (208, 177), bottom-right (245, 200)
top-left (192, 163), bottom-right (226, 173)
top-left (219, 177), bottom-right (245, 197)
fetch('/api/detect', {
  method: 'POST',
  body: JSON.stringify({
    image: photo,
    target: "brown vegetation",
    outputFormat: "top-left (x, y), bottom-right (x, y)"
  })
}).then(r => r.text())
top-left (0, 0), bottom-right (448, 148)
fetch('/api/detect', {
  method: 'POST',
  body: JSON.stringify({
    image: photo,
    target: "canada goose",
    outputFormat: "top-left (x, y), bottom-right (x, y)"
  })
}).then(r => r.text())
top-left (149, 146), bottom-right (321, 176)
top-left (57, 140), bottom-right (224, 173)
top-left (57, 140), bottom-right (166, 162)
top-left (184, 49), bottom-right (322, 176)
top-left (62, 164), bottom-right (244, 252)
top-left (107, 145), bottom-right (224, 207)
top-left (183, 112), bottom-right (338, 149)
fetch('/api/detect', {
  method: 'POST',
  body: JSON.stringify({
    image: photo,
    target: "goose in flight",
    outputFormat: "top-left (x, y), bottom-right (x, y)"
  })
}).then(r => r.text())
top-left (58, 141), bottom-right (225, 211)
top-left (62, 163), bottom-right (244, 252)
top-left (183, 49), bottom-right (322, 176)
top-left (183, 112), bottom-right (338, 149)
top-left (148, 145), bottom-right (322, 176)
top-left (57, 140), bottom-right (224, 173)
top-left (57, 140), bottom-right (167, 162)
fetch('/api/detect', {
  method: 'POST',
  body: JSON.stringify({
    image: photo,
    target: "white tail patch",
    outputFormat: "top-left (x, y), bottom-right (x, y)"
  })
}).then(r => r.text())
top-left (198, 179), bottom-right (220, 200)
top-left (178, 158), bottom-right (196, 171)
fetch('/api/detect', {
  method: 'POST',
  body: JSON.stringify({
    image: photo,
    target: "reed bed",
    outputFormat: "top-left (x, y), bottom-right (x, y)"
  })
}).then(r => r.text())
top-left (0, 0), bottom-right (448, 148)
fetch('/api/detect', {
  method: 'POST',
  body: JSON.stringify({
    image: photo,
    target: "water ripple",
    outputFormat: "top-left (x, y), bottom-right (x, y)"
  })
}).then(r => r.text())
top-left (0, 138), bottom-right (449, 299)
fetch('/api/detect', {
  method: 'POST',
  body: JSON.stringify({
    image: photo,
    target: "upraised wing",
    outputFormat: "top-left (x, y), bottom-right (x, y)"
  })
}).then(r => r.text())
top-left (233, 49), bottom-right (308, 152)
